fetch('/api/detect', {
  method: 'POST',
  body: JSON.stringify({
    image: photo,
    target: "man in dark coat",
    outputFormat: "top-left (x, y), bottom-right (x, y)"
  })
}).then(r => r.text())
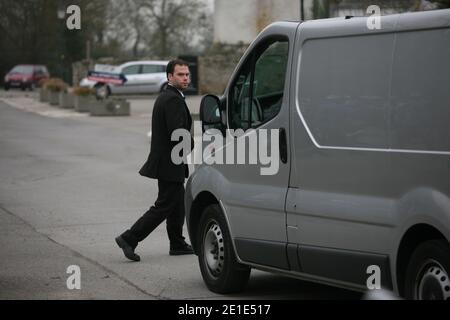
top-left (115, 59), bottom-right (194, 261)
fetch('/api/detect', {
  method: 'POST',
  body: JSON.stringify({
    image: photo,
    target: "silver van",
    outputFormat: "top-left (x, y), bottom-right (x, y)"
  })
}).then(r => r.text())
top-left (185, 9), bottom-right (450, 299)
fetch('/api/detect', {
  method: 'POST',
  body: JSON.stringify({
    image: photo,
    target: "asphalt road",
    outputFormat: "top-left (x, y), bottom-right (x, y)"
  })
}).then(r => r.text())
top-left (0, 90), bottom-right (362, 300)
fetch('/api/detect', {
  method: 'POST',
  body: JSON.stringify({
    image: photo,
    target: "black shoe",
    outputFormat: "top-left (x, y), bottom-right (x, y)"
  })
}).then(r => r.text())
top-left (169, 243), bottom-right (194, 256)
top-left (115, 236), bottom-right (140, 262)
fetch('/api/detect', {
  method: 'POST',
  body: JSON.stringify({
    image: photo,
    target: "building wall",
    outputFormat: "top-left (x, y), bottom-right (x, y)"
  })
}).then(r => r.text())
top-left (213, 0), bottom-right (301, 45)
top-left (203, 0), bottom-right (304, 95)
top-left (198, 44), bottom-right (248, 95)
top-left (203, 0), bottom-right (314, 95)
top-left (213, 0), bottom-right (258, 44)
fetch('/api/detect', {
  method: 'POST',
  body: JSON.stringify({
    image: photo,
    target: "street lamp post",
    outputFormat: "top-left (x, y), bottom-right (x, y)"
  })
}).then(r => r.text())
top-left (57, 0), bottom-right (66, 82)
top-left (300, 0), bottom-right (305, 20)
top-left (57, 4), bottom-right (66, 20)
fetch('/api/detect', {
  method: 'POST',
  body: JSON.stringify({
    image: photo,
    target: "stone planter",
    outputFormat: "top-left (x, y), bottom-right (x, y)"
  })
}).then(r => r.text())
top-left (48, 91), bottom-right (60, 106)
top-left (59, 92), bottom-right (74, 109)
top-left (74, 95), bottom-right (96, 112)
top-left (39, 88), bottom-right (49, 102)
top-left (90, 99), bottom-right (130, 117)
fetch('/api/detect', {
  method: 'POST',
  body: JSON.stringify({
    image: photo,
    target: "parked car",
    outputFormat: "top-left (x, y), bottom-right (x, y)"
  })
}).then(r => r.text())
top-left (4, 64), bottom-right (49, 91)
top-left (80, 60), bottom-right (169, 98)
top-left (186, 9), bottom-right (450, 299)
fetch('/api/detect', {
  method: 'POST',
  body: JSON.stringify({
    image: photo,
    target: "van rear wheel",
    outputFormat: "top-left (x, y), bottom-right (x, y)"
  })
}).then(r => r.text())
top-left (404, 239), bottom-right (450, 300)
top-left (198, 204), bottom-right (250, 294)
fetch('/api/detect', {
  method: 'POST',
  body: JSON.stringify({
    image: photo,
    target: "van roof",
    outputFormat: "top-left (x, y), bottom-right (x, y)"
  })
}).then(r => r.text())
top-left (299, 8), bottom-right (450, 28)
top-left (272, 8), bottom-right (450, 37)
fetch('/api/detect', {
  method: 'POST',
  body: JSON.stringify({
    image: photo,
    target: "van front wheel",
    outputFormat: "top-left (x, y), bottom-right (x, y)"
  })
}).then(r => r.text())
top-left (404, 239), bottom-right (450, 300)
top-left (198, 204), bottom-right (250, 294)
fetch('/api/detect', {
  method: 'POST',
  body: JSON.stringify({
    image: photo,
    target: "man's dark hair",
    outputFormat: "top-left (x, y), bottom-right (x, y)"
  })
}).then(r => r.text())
top-left (166, 59), bottom-right (189, 78)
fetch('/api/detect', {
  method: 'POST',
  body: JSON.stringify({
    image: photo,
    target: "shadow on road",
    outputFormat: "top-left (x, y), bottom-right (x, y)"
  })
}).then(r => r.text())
top-left (220, 272), bottom-right (362, 300)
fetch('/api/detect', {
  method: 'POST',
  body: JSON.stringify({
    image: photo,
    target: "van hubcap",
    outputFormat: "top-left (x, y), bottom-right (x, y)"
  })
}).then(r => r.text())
top-left (203, 221), bottom-right (224, 277)
top-left (416, 260), bottom-right (450, 300)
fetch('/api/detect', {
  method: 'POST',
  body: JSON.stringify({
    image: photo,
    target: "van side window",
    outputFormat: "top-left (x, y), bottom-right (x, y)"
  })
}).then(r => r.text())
top-left (229, 40), bottom-right (289, 130)
top-left (230, 62), bottom-right (253, 130)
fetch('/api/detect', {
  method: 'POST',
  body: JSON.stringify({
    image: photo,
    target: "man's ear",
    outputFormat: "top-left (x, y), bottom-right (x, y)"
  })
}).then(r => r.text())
top-left (167, 73), bottom-right (173, 82)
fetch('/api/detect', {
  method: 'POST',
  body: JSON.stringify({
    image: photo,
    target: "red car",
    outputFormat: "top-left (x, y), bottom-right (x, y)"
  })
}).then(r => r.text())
top-left (4, 65), bottom-right (50, 91)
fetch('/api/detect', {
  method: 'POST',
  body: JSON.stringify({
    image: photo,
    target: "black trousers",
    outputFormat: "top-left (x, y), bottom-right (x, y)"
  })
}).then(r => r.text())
top-left (121, 180), bottom-right (186, 250)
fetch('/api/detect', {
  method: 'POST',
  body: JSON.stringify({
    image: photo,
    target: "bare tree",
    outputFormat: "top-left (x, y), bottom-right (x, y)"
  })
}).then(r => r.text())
top-left (0, 0), bottom-right (118, 83)
top-left (106, 0), bottom-right (212, 59)
top-left (106, 0), bottom-right (151, 58)
top-left (143, 0), bottom-right (205, 57)
top-left (0, 0), bottom-right (49, 61)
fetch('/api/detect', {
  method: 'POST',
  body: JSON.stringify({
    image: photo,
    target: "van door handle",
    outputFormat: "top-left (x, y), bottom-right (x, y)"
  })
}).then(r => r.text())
top-left (279, 127), bottom-right (288, 164)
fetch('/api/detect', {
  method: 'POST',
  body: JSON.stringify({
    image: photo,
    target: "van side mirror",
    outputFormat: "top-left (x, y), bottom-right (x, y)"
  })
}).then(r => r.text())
top-left (200, 95), bottom-right (224, 134)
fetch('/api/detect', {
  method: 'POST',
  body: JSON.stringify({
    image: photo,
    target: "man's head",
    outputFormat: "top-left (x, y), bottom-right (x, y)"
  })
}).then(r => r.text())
top-left (166, 59), bottom-right (190, 91)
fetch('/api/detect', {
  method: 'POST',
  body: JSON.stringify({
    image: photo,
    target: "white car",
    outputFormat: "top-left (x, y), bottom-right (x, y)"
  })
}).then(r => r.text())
top-left (80, 60), bottom-right (169, 98)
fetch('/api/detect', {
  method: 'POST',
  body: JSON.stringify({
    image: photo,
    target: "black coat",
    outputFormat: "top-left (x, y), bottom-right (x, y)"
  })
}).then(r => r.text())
top-left (139, 85), bottom-right (193, 182)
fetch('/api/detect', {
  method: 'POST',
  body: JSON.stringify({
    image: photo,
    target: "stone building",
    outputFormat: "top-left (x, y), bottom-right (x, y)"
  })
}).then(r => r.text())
top-left (213, 0), bottom-right (302, 45)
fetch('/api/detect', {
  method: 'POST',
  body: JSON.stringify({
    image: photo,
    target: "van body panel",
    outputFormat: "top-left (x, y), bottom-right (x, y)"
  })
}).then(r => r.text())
top-left (234, 238), bottom-right (290, 270)
top-left (285, 189), bottom-right (396, 252)
top-left (390, 28), bottom-right (450, 152)
top-left (287, 13), bottom-right (397, 260)
top-left (298, 245), bottom-right (392, 289)
top-left (286, 9), bottom-right (450, 290)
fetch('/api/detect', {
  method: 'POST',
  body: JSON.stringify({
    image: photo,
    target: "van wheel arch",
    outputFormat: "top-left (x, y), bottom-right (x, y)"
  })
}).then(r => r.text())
top-left (189, 192), bottom-right (220, 254)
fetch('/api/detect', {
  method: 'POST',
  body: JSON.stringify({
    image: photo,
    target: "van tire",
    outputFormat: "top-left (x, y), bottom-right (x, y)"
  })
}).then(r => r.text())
top-left (197, 204), bottom-right (250, 294)
top-left (404, 239), bottom-right (450, 300)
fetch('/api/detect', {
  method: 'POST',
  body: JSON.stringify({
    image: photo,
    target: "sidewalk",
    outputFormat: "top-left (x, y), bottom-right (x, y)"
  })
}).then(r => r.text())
top-left (0, 93), bottom-right (202, 120)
